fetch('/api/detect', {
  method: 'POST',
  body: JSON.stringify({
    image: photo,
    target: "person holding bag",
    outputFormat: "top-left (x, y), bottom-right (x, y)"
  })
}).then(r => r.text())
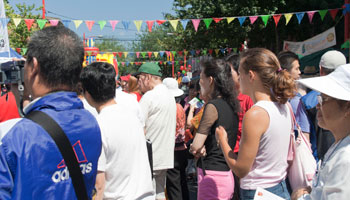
top-left (292, 64), bottom-right (350, 200)
top-left (216, 48), bottom-right (296, 200)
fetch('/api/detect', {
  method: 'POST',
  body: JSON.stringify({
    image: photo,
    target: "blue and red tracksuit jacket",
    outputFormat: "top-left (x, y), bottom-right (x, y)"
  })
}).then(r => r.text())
top-left (0, 92), bottom-right (102, 200)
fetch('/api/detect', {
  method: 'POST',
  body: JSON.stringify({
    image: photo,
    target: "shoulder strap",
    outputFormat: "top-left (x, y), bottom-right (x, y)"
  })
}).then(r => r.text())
top-left (26, 111), bottom-right (88, 200)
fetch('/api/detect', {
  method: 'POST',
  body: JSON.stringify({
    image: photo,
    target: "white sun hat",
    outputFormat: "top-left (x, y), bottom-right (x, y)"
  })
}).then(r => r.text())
top-left (163, 77), bottom-right (184, 97)
top-left (297, 64), bottom-right (350, 101)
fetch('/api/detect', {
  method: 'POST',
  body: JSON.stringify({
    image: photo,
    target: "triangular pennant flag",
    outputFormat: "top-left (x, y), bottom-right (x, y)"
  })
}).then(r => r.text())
top-left (109, 20), bottom-right (119, 31)
top-left (329, 9), bottom-right (339, 21)
top-left (134, 20), bottom-right (143, 32)
top-left (249, 16), bottom-right (258, 24)
top-left (73, 20), bottom-right (83, 29)
top-left (123, 52), bottom-right (128, 58)
top-left (260, 15), bottom-right (270, 27)
top-left (141, 52), bottom-right (147, 58)
top-left (196, 50), bottom-right (201, 55)
top-left (136, 52), bottom-right (140, 58)
top-left (36, 19), bottom-right (47, 29)
top-left (24, 19), bottom-right (35, 31)
top-left (147, 52), bottom-right (152, 58)
top-left (284, 13), bottom-right (293, 25)
top-left (159, 51), bottom-right (165, 57)
top-left (146, 21), bottom-right (154, 32)
top-left (1, 18), bottom-right (10, 28)
top-left (118, 52), bottom-right (123, 58)
top-left (154, 52), bottom-right (159, 58)
top-left (171, 51), bottom-right (177, 57)
top-left (180, 19), bottom-right (189, 30)
top-left (85, 20), bottom-right (95, 31)
top-left (121, 62), bottom-right (125, 67)
top-left (213, 18), bottom-right (223, 23)
top-left (112, 52), bottom-right (117, 57)
top-left (98, 20), bottom-right (107, 30)
top-left (128, 52), bottom-right (134, 57)
top-left (21, 48), bottom-right (27, 55)
top-left (203, 18), bottom-right (213, 29)
top-left (273, 14), bottom-right (282, 27)
top-left (341, 40), bottom-right (350, 49)
top-left (178, 51), bottom-right (183, 56)
top-left (215, 49), bottom-right (220, 55)
top-left (122, 21), bottom-right (130, 30)
top-left (61, 20), bottom-right (71, 28)
top-left (209, 49), bottom-right (213, 55)
top-left (190, 50), bottom-right (196, 56)
top-left (169, 20), bottom-right (179, 31)
top-left (175, 61), bottom-right (179, 65)
top-left (238, 17), bottom-right (246, 26)
top-left (307, 11), bottom-right (316, 23)
top-left (318, 10), bottom-right (328, 21)
top-left (202, 49), bottom-right (207, 55)
top-left (87, 51), bottom-right (92, 56)
top-left (227, 17), bottom-right (235, 24)
top-left (233, 48), bottom-right (237, 53)
top-left (131, 62), bottom-right (134, 65)
top-left (126, 61), bottom-right (130, 66)
top-left (184, 50), bottom-right (188, 56)
top-left (227, 48), bottom-right (232, 54)
top-left (296, 12), bottom-right (305, 24)
top-left (156, 20), bottom-right (166, 25)
top-left (49, 19), bottom-right (59, 26)
top-left (220, 48), bottom-right (225, 54)
top-left (191, 19), bottom-right (201, 32)
top-left (16, 48), bottom-right (21, 54)
top-left (13, 18), bottom-right (22, 27)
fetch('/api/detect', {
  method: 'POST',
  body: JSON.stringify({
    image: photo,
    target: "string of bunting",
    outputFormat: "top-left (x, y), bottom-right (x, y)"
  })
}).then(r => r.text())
top-left (1, 6), bottom-right (348, 32)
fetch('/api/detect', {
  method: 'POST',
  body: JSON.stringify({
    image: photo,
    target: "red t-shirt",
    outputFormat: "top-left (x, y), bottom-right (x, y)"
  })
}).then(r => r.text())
top-left (234, 93), bottom-right (254, 152)
top-left (0, 92), bottom-right (20, 122)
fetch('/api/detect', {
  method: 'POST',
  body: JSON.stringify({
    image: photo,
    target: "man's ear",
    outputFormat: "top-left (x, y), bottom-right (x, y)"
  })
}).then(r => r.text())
top-left (29, 57), bottom-right (40, 78)
top-left (209, 76), bottom-right (214, 85)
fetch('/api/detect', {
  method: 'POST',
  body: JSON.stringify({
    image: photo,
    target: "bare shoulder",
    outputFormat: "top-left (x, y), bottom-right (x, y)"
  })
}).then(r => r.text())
top-left (243, 106), bottom-right (269, 135)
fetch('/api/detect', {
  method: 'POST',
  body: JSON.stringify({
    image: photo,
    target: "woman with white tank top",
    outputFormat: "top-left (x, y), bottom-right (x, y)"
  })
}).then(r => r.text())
top-left (216, 48), bottom-right (297, 200)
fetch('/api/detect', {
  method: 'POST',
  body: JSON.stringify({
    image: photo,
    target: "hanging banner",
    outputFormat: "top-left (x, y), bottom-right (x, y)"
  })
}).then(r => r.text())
top-left (283, 27), bottom-right (336, 56)
top-left (0, 0), bottom-right (10, 57)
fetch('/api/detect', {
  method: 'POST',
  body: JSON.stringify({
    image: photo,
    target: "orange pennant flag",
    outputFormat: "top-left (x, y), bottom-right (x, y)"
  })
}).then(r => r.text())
top-left (146, 21), bottom-right (154, 32)
top-left (85, 20), bottom-right (95, 32)
top-left (24, 19), bottom-right (35, 31)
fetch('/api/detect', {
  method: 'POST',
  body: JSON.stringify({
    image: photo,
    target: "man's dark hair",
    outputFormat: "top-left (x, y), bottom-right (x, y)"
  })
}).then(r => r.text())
top-left (225, 53), bottom-right (240, 72)
top-left (80, 62), bottom-right (116, 103)
top-left (26, 25), bottom-right (84, 90)
top-left (277, 51), bottom-right (299, 71)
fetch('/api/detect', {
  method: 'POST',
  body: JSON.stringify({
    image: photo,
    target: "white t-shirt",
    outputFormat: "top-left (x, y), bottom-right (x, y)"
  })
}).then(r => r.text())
top-left (139, 84), bottom-right (176, 170)
top-left (97, 104), bottom-right (154, 200)
top-left (81, 98), bottom-right (98, 117)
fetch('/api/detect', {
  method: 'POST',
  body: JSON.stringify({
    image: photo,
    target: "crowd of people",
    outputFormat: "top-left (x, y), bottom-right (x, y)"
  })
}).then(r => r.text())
top-left (0, 25), bottom-right (349, 200)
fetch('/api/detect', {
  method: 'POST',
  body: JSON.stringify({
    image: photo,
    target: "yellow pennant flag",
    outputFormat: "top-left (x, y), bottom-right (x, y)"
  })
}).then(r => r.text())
top-left (13, 18), bottom-right (22, 27)
top-left (284, 13), bottom-right (293, 25)
top-left (227, 17), bottom-right (235, 24)
top-left (134, 20), bottom-right (143, 32)
top-left (215, 49), bottom-right (220, 55)
top-left (73, 20), bottom-right (83, 29)
top-left (123, 52), bottom-right (129, 58)
top-left (153, 52), bottom-right (159, 58)
top-left (169, 20), bottom-right (179, 31)
top-left (130, 62), bottom-right (134, 65)
top-left (184, 50), bottom-right (188, 56)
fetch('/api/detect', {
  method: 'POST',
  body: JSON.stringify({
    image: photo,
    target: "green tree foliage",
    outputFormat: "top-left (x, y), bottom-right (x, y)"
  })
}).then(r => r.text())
top-left (5, 2), bottom-right (42, 48)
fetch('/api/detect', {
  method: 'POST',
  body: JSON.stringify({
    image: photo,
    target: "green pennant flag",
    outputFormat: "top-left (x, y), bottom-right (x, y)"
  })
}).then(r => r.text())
top-left (36, 19), bottom-right (47, 29)
top-left (141, 52), bottom-right (147, 58)
top-left (21, 48), bottom-right (27, 55)
top-left (175, 61), bottom-right (179, 65)
top-left (171, 51), bottom-right (177, 57)
top-left (155, 61), bottom-right (159, 65)
top-left (98, 20), bottom-right (107, 30)
top-left (341, 40), bottom-right (350, 49)
top-left (202, 49), bottom-right (207, 55)
top-left (232, 48), bottom-right (237, 53)
top-left (203, 18), bottom-right (213, 29)
top-left (261, 15), bottom-right (270, 27)
top-left (318, 10), bottom-right (328, 21)
top-left (87, 51), bottom-right (92, 56)
top-left (196, 59), bottom-right (200, 63)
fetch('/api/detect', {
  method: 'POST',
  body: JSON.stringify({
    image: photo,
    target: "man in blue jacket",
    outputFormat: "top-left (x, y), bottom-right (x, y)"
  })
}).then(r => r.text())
top-left (0, 25), bottom-right (102, 199)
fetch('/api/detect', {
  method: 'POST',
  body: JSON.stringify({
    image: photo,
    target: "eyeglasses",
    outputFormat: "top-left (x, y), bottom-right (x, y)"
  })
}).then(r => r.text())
top-left (317, 95), bottom-right (333, 106)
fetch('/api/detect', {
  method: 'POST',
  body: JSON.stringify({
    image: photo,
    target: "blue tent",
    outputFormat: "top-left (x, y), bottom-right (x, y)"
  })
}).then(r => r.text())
top-left (0, 48), bottom-right (22, 59)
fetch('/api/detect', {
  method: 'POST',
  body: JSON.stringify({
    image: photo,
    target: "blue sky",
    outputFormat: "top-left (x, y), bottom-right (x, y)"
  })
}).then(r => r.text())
top-left (8, 0), bottom-right (175, 41)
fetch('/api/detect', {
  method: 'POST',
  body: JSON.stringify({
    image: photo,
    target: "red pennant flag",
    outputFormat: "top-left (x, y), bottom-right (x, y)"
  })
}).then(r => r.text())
top-left (213, 18), bottom-right (223, 23)
top-left (136, 52), bottom-right (140, 58)
top-left (228, 48), bottom-right (232, 54)
top-left (156, 20), bottom-right (166, 25)
top-left (196, 50), bottom-right (201, 55)
top-left (273, 14), bottom-right (282, 27)
top-left (24, 19), bottom-right (35, 31)
top-left (146, 21), bottom-right (154, 32)
top-left (112, 52), bottom-right (117, 57)
top-left (147, 52), bottom-right (152, 58)
top-left (16, 48), bottom-right (21, 54)
top-left (85, 20), bottom-right (95, 31)
top-left (109, 20), bottom-right (119, 31)
top-left (249, 16), bottom-right (258, 24)
top-left (118, 52), bottom-right (123, 58)
top-left (307, 11), bottom-right (316, 23)
top-left (159, 61), bottom-right (162, 65)
top-left (209, 49), bottom-right (213, 55)
top-left (329, 9), bottom-right (339, 20)
top-left (179, 60), bottom-right (183, 65)
top-left (178, 51), bottom-right (183, 56)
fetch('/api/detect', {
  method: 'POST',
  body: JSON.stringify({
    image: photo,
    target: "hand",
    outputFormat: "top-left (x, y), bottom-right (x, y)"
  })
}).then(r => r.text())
top-left (215, 126), bottom-right (228, 145)
top-left (189, 104), bottom-right (196, 111)
top-left (189, 144), bottom-right (206, 159)
top-left (291, 187), bottom-right (311, 200)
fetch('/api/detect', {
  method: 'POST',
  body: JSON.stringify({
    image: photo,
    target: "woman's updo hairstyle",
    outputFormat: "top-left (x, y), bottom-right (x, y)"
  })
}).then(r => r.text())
top-left (239, 48), bottom-right (296, 104)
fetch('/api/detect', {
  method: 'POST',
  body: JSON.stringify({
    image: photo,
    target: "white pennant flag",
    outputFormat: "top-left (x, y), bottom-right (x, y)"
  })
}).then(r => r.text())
top-left (13, 18), bottom-right (22, 27)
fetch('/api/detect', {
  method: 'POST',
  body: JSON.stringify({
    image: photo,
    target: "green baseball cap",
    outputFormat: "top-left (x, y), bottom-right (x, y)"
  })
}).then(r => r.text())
top-left (136, 62), bottom-right (162, 77)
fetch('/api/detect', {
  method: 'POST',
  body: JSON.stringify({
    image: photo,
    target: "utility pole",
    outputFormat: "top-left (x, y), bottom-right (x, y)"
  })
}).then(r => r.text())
top-left (42, 0), bottom-right (45, 19)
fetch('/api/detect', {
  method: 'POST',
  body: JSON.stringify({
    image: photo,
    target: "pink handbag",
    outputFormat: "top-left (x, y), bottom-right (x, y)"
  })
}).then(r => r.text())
top-left (286, 103), bottom-right (317, 191)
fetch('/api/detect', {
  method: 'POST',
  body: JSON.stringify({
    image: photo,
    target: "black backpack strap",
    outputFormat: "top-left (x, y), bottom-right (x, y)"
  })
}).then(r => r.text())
top-left (26, 111), bottom-right (88, 200)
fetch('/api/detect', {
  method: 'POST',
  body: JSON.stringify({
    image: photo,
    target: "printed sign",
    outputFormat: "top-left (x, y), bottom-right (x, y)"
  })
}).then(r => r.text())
top-left (0, 0), bottom-right (10, 57)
